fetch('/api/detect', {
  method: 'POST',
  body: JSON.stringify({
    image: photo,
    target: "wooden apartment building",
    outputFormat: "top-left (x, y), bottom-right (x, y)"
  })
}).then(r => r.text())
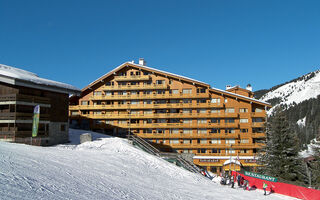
top-left (0, 64), bottom-right (80, 145)
top-left (69, 59), bottom-right (271, 173)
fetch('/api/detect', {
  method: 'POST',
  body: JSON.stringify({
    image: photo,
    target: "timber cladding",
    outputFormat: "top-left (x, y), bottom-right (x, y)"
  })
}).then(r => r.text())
top-left (69, 61), bottom-right (271, 173)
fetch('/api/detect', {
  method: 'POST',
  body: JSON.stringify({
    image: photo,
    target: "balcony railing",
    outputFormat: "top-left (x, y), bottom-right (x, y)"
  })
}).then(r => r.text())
top-left (0, 94), bottom-right (50, 104)
top-left (69, 102), bottom-right (224, 110)
top-left (114, 75), bottom-right (151, 81)
top-left (102, 84), bottom-right (168, 90)
top-left (114, 122), bottom-right (239, 129)
top-left (90, 93), bottom-right (210, 100)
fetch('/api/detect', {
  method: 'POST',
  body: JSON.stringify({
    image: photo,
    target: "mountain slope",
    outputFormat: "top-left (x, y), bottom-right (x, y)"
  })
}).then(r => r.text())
top-left (254, 69), bottom-right (320, 147)
top-left (0, 129), bottom-right (295, 200)
top-left (258, 70), bottom-right (320, 113)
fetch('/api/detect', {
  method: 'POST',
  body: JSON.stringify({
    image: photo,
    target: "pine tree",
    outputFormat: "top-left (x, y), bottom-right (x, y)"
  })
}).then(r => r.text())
top-left (258, 109), bottom-right (306, 184)
top-left (309, 131), bottom-right (320, 189)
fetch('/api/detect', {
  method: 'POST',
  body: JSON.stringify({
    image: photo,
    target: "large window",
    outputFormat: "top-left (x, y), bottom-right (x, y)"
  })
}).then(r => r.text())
top-left (211, 118), bottom-right (221, 123)
top-left (183, 119), bottom-right (192, 124)
top-left (197, 129), bottom-right (207, 134)
top-left (198, 119), bottom-right (207, 124)
top-left (197, 88), bottom-right (206, 93)
top-left (225, 108), bottom-right (235, 113)
top-left (81, 101), bottom-right (88, 105)
top-left (197, 109), bottom-right (207, 113)
top-left (226, 149), bottom-right (235, 154)
top-left (171, 89), bottom-right (179, 94)
top-left (211, 98), bottom-right (220, 103)
top-left (182, 89), bottom-right (192, 94)
top-left (225, 118), bottom-right (235, 123)
top-left (211, 128), bottom-right (221, 133)
top-left (211, 139), bottom-right (221, 144)
top-left (225, 128), bottom-right (235, 134)
top-left (183, 99), bottom-right (192, 103)
top-left (211, 108), bottom-right (221, 113)
top-left (156, 80), bottom-right (165, 85)
top-left (183, 129), bottom-right (192, 134)
top-left (170, 129), bottom-right (180, 134)
top-left (240, 118), bottom-right (249, 123)
top-left (225, 139), bottom-right (236, 144)
top-left (183, 139), bottom-right (191, 144)
top-left (197, 99), bottom-right (206, 103)
top-left (239, 108), bottom-right (248, 113)
top-left (170, 139), bottom-right (179, 144)
top-left (93, 91), bottom-right (102, 96)
top-left (200, 139), bottom-right (207, 144)
top-left (182, 109), bottom-right (192, 113)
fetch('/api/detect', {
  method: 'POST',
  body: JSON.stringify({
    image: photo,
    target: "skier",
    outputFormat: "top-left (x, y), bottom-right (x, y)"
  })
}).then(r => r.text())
top-left (230, 175), bottom-right (235, 188)
top-left (236, 174), bottom-right (241, 187)
top-left (263, 182), bottom-right (268, 195)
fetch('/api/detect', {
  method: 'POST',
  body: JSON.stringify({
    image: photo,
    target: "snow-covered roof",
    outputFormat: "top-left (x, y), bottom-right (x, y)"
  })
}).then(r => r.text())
top-left (223, 159), bottom-right (242, 166)
top-left (0, 64), bottom-right (80, 94)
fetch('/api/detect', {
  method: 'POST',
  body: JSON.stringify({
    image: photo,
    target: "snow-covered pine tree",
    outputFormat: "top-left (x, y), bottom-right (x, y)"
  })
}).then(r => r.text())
top-left (258, 108), bottom-right (306, 184)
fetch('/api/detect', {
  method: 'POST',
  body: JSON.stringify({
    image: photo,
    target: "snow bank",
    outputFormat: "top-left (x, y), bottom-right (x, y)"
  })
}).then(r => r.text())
top-left (296, 116), bottom-right (306, 127)
top-left (0, 129), bottom-right (297, 200)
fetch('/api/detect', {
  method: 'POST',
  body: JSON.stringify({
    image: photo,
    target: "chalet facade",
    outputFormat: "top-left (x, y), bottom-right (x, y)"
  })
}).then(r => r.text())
top-left (0, 64), bottom-right (80, 145)
top-left (69, 59), bottom-right (271, 173)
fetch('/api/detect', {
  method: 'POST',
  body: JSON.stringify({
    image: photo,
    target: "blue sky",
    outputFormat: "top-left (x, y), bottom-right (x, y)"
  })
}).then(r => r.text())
top-left (0, 0), bottom-right (319, 91)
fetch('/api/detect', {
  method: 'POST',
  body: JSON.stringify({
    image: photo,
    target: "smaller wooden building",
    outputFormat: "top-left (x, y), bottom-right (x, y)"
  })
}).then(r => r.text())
top-left (0, 64), bottom-right (80, 145)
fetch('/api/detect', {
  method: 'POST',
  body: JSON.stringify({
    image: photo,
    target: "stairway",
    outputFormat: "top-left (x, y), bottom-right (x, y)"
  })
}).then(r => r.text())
top-left (128, 134), bottom-right (202, 175)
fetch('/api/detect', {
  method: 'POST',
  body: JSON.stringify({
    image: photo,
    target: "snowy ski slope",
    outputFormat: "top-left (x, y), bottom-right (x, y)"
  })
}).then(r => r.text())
top-left (0, 129), bottom-right (297, 200)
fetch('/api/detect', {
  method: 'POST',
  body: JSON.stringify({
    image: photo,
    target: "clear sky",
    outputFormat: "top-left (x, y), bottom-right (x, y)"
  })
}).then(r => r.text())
top-left (1, 0), bottom-right (319, 91)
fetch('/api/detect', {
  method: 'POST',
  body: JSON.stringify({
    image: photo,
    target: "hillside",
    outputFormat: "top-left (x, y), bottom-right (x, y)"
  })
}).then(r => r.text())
top-left (254, 70), bottom-right (320, 147)
top-left (0, 129), bottom-right (295, 200)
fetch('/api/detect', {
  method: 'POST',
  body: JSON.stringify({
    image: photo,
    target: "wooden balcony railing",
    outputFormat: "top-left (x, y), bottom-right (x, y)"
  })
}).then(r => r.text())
top-left (0, 94), bottom-right (50, 104)
top-left (114, 75), bottom-right (151, 81)
top-left (102, 84), bottom-right (168, 90)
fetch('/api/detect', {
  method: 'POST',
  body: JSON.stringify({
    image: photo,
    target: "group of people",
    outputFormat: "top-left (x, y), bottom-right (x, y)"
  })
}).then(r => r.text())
top-left (220, 173), bottom-right (269, 196)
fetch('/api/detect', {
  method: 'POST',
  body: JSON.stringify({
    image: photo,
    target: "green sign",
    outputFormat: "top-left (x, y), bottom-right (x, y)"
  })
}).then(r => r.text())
top-left (244, 171), bottom-right (278, 182)
top-left (32, 105), bottom-right (40, 137)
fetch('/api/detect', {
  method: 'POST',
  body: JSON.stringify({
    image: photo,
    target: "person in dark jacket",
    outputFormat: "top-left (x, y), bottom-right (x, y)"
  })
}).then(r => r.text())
top-left (236, 174), bottom-right (241, 187)
top-left (230, 175), bottom-right (235, 188)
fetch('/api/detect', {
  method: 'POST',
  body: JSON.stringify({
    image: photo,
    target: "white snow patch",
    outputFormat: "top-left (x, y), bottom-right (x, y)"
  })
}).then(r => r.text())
top-left (0, 129), bottom-right (297, 200)
top-left (297, 116), bottom-right (306, 127)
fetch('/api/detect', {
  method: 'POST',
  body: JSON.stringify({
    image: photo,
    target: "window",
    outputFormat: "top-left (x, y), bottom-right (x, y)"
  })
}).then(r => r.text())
top-left (226, 149), bottom-right (235, 154)
top-left (240, 129), bottom-right (248, 133)
top-left (93, 91), bottom-right (102, 96)
top-left (224, 98), bottom-right (228, 103)
top-left (183, 99), bottom-right (192, 103)
top-left (105, 91), bottom-right (113, 96)
top-left (211, 108), bottom-right (221, 113)
top-left (156, 129), bottom-right (165, 134)
top-left (211, 128), bottom-right (220, 133)
top-left (183, 139), bottom-right (191, 144)
top-left (225, 118), bottom-right (235, 123)
top-left (170, 129), bottom-right (180, 134)
top-left (239, 108), bottom-right (248, 113)
top-left (118, 91), bottom-right (127, 96)
top-left (183, 149), bottom-right (192, 153)
top-left (240, 118), bottom-right (249, 123)
top-left (144, 81), bottom-right (152, 85)
top-left (157, 90), bottom-right (165, 94)
top-left (170, 139), bottom-right (179, 144)
top-left (212, 149), bottom-right (220, 153)
top-left (183, 109), bottom-right (192, 113)
top-left (130, 82), bottom-right (137, 85)
top-left (105, 82), bottom-right (112, 86)
top-left (156, 80), bottom-right (164, 85)
top-left (93, 111), bottom-right (102, 115)
top-left (169, 99), bottom-right (180, 103)
top-left (183, 129), bottom-right (192, 134)
top-left (241, 139), bottom-right (249, 143)
top-left (144, 90), bottom-right (152, 95)
top-left (200, 139), bottom-right (207, 144)
top-left (197, 119), bottom-right (207, 124)
top-left (105, 120), bottom-right (113, 125)
top-left (252, 128), bottom-right (264, 133)
top-left (183, 119), bottom-right (192, 124)
top-left (131, 100), bottom-right (139, 105)
top-left (198, 149), bottom-right (206, 153)
top-left (81, 101), bottom-right (88, 105)
top-left (252, 118), bottom-right (264, 122)
top-left (143, 71), bottom-right (150, 75)
top-left (131, 91), bottom-right (138, 95)
top-left (171, 89), bottom-right (179, 94)
top-left (211, 118), bottom-right (220, 123)
top-left (155, 100), bottom-right (166, 104)
top-left (225, 108), bottom-right (235, 113)
top-left (240, 149), bottom-right (247, 153)
top-left (119, 120), bottom-right (127, 124)
top-left (144, 110), bottom-right (152, 114)
top-left (211, 98), bottom-right (221, 103)
top-left (144, 100), bottom-right (152, 104)
top-left (255, 108), bottom-right (263, 112)
top-left (225, 139), bottom-right (236, 144)
top-left (197, 109), bottom-right (206, 113)
top-left (211, 139), bottom-right (221, 144)
top-left (225, 128), bottom-right (235, 134)
top-left (197, 99), bottom-right (206, 103)
top-left (197, 129), bottom-right (207, 134)
top-left (182, 89), bottom-right (192, 94)
top-left (197, 88), bottom-right (206, 93)
top-left (143, 129), bottom-right (152, 134)
top-left (143, 119), bottom-right (152, 124)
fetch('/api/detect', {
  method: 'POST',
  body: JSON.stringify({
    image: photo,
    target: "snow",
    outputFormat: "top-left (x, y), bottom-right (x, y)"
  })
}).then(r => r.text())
top-left (300, 137), bottom-right (320, 158)
top-left (0, 64), bottom-right (80, 92)
top-left (0, 129), bottom-right (297, 200)
top-left (260, 70), bottom-right (320, 114)
top-left (296, 116), bottom-right (306, 127)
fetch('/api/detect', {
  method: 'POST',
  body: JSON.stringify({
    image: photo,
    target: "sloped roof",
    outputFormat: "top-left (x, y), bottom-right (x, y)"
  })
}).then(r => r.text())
top-left (83, 61), bottom-right (271, 107)
top-left (0, 64), bottom-right (80, 94)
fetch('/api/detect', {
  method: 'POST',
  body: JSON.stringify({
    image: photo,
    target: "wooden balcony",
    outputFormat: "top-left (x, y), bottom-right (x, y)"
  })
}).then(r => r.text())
top-left (115, 122), bottom-right (239, 129)
top-left (90, 93), bottom-right (210, 100)
top-left (0, 112), bottom-right (50, 120)
top-left (102, 84), bottom-right (168, 90)
top-left (252, 132), bottom-right (266, 138)
top-left (0, 94), bottom-right (50, 104)
top-left (78, 112), bottom-right (238, 119)
top-left (137, 133), bottom-right (240, 139)
top-left (69, 102), bottom-right (224, 111)
top-left (167, 143), bottom-right (263, 149)
top-left (251, 112), bottom-right (266, 118)
top-left (114, 75), bottom-right (151, 81)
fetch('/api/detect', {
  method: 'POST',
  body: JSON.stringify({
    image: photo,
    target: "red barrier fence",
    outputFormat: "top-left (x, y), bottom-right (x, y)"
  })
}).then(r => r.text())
top-left (232, 171), bottom-right (320, 200)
